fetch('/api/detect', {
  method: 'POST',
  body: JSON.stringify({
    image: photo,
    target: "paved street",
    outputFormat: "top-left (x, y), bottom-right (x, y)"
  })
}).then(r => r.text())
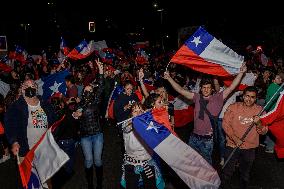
top-left (62, 123), bottom-right (284, 189)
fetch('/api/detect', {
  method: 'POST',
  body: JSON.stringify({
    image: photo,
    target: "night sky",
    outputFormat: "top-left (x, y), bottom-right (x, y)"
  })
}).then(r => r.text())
top-left (1, 0), bottom-right (283, 53)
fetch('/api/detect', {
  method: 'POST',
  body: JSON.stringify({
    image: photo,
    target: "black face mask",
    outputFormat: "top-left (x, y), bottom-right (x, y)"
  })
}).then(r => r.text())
top-left (25, 87), bottom-right (37, 98)
top-left (83, 91), bottom-right (93, 98)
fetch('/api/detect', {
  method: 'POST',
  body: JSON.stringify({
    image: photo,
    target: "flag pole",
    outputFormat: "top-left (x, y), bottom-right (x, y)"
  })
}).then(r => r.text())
top-left (165, 62), bottom-right (171, 71)
top-left (116, 109), bottom-right (151, 128)
top-left (222, 82), bottom-right (284, 170)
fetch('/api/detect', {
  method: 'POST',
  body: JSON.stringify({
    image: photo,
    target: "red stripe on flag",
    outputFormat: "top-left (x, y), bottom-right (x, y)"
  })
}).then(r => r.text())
top-left (260, 93), bottom-right (284, 158)
top-left (174, 106), bottom-right (194, 127)
top-left (19, 116), bottom-right (66, 187)
top-left (152, 107), bottom-right (176, 135)
top-left (0, 62), bottom-right (13, 72)
top-left (170, 45), bottom-right (229, 76)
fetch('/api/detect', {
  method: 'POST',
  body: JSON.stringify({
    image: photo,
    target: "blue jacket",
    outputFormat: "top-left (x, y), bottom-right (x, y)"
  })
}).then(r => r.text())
top-left (4, 96), bottom-right (56, 156)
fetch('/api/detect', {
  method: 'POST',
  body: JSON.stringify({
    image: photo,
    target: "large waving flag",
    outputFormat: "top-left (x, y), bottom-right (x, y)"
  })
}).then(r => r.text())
top-left (60, 37), bottom-right (70, 56)
top-left (67, 40), bottom-right (95, 60)
top-left (19, 116), bottom-right (69, 189)
top-left (105, 85), bottom-right (124, 119)
top-left (36, 70), bottom-right (69, 100)
top-left (132, 108), bottom-right (221, 189)
top-left (171, 26), bottom-right (244, 77)
top-left (260, 91), bottom-right (284, 158)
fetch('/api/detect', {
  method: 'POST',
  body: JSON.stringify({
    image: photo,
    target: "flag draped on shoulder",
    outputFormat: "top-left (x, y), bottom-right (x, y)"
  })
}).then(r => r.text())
top-left (170, 26), bottom-right (244, 77)
top-left (18, 116), bottom-right (69, 189)
top-left (260, 91), bottom-right (284, 158)
top-left (132, 108), bottom-right (221, 189)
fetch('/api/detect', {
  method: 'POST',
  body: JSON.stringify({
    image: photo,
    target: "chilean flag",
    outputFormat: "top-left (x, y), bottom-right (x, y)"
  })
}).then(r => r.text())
top-left (171, 27), bottom-right (244, 77)
top-left (105, 85), bottom-right (124, 119)
top-left (10, 45), bottom-right (28, 64)
top-left (36, 70), bottom-right (69, 100)
top-left (60, 37), bottom-right (70, 56)
top-left (170, 95), bottom-right (194, 127)
top-left (67, 40), bottom-right (95, 60)
top-left (0, 61), bottom-right (13, 73)
top-left (260, 91), bottom-right (284, 158)
top-left (223, 72), bottom-right (257, 90)
top-left (18, 116), bottom-right (69, 189)
top-left (132, 108), bottom-right (221, 189)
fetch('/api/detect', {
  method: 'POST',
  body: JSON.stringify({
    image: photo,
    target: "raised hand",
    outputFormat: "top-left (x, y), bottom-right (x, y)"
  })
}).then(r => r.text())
top-left (95, 58), bottom-right (104, 74)
top-left (163, 71), bottom-right (171, 80)
top-left (138, 68), bottom-right (144, 81)
top-left (11, 142), bottom-right (20, 156)
top-left (240, 63), bottom-right (247, 73)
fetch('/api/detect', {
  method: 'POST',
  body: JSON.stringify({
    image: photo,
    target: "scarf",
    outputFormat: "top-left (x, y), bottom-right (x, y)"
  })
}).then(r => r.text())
top-left (199, 95), bottom-right (209, 120)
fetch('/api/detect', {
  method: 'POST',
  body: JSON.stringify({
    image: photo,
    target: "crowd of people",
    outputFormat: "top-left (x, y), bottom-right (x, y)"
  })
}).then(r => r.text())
top-left (0, 40), bottom-right (284, 189)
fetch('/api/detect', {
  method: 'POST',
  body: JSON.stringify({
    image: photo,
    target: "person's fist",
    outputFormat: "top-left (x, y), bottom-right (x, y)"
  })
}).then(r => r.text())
top-left (138, 69), bottom-right (144, 81)
top-left (240, 63), bottom-right (247, 73)
top-left (11, 142), bottom-right (20, 156)
top-left (164, 71), bottom-right (171, 80)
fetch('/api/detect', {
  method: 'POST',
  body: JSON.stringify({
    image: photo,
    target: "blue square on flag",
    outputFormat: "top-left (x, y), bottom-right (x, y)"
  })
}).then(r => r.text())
top-left (171, 26), bottom-right (244, 77)
top-left (41, 70), bottom-right (69, 100)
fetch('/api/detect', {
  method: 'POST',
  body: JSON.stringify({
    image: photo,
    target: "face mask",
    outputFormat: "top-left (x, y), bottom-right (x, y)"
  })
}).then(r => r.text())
top-left (83, 91), bottom-right (93, 99)
top-left (25, 87), bottom-right (37, 98)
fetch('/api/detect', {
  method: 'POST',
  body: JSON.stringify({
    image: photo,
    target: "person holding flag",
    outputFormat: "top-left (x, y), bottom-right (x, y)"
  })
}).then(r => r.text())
top-left (221, 86), bottom-right (268, 189)
top-left (4, 79), bottom-right (57, 187)
top-left (120, 102), bottom-right (165, 189)
top-left (163, 63), bottom-right (247, 165)
top-left (4, 79), bottom-right (56, 157)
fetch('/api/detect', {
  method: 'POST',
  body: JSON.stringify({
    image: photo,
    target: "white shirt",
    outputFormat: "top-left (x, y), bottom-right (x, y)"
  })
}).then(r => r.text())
top-left (27, 102), bottom-right (48, 149)
top-left (123, 130), bottom-right (152, 161)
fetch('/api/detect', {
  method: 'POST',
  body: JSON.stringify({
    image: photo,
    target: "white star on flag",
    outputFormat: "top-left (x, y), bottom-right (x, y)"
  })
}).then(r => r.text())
top-left (49, 81), bottom-right (62, 96)
top-left (146, 121), bottom-right (159, 133)
top-left (78, 44), bottom-right (84, 49)
top-left (191, 36), bottom-right (202, 47)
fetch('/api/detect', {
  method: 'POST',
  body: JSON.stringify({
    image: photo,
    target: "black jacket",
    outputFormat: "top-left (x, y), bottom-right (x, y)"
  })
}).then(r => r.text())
top-left (78, 74), bottom-right (104, 137)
